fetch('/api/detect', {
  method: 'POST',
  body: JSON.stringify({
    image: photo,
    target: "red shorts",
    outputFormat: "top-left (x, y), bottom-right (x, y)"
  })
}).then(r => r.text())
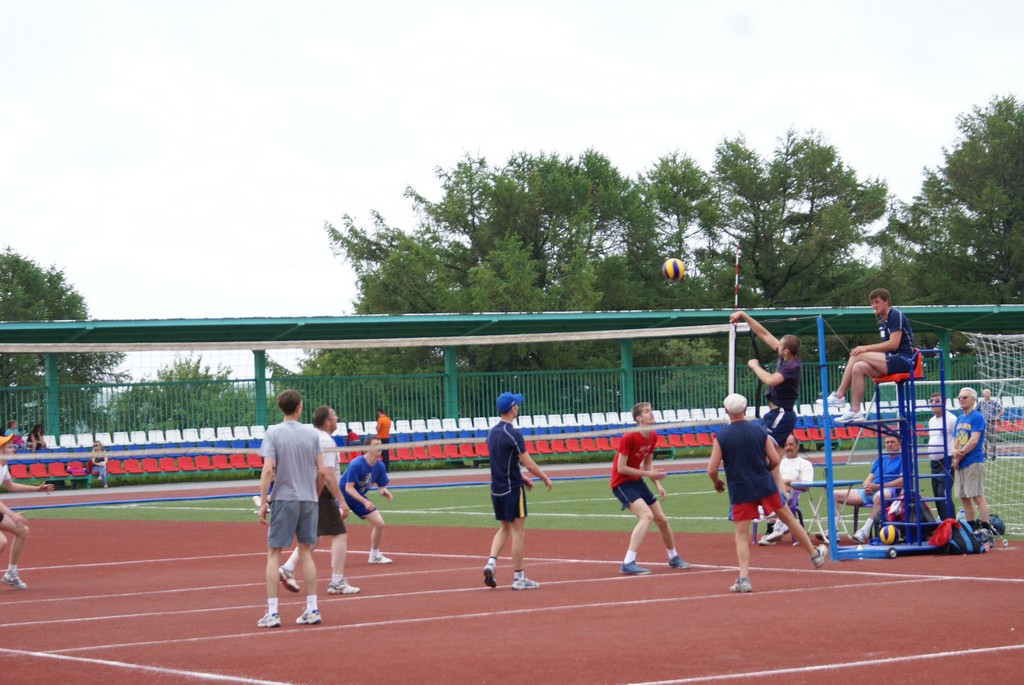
top-left (732, 493), bottom-right (783, 521)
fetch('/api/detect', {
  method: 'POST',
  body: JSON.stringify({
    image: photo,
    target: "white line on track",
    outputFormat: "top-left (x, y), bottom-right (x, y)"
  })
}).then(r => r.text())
top-left (626, 643), bottom-right (1024, 684)
top-left (0, 647), bottom-right (295, 684)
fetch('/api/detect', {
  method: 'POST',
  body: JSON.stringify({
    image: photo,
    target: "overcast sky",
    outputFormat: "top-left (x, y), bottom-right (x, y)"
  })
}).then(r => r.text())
top-left (2, 1), bottom-right (1022, 325)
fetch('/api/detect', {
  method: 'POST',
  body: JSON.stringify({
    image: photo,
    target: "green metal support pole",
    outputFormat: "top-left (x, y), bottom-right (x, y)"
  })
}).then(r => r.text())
top-left (444, 346), bottom-right (459, 418)
top-left (619, 339), bottom-right (634, 414)
top-left (44, 353), bottom-right (59, 435)
top-left (254, 350), bottom-right (268, 427)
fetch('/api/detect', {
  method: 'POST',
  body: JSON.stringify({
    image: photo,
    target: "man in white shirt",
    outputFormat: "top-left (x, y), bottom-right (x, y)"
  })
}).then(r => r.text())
top-left (926, 392), bottom-right (957, 519)
top-left (758, 434), bottom-right (814, 545)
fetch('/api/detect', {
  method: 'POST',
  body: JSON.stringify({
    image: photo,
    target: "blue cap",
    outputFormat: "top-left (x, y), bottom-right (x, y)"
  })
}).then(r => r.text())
top-left (496, 392), bottom-right (524, 414)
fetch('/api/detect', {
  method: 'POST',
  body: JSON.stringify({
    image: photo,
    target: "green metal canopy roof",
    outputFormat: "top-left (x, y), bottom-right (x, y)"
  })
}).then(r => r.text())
top-left (1, 305), bottom-right (1023, 351)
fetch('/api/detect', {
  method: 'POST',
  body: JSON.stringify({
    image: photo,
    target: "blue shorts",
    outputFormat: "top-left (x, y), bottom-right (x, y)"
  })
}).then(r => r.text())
top-left (763, 407), bottom-right (796, 446)
top-left (267, 500), bottom-right (318, 549)
top-left (342, 493), bottom-right (377, 519)
top-left (612, 479), bottom-right (656, 510)
top-left (885, 353), bottom-right (912, 375)
top-left (491, 486), bottom-right (527, 522)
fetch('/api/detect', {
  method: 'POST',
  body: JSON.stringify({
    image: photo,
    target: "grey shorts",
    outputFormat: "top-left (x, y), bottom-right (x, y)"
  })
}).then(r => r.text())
top-left (267, 499), bottom-right (319, 549)
top-left (956, 462), bottom-right (986, 499)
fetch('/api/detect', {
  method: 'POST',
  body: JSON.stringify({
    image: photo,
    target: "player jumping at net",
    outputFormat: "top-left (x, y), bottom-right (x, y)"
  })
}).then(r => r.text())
top-left (821, 287), bottom-right (915, 423)
top-left (729, 310), bottom-right (802, 448)
top-left (612, 402), bottom-right (690, 575)
top-left (708, 393), bottom-right (827, 593)
top-left (483, 392), bottom-right (552, 590)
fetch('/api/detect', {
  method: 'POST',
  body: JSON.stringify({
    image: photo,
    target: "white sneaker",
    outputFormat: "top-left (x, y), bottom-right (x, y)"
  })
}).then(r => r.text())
top-left (758, 525), bottom-right (788, 546)
top-left (257, 612), bottom-right (281, 628)
top-left (278, 566), bottom-right (300, 593)
top-left (1, 570), bottom-right (27, 590)
top-left (295, 609), bottom-right (322, 625)
top-left (852, 530), bottom-right (867, 544)
top-left (327, 579), bottom-right (360, 594)
top-left (818, 392), bottom-right (847, 407)
top-left (512, 576), bottom-right (540, 590)
top-left (368, 553), bottom-right (393, 565)
top-left (835, 410), bottom-right (866, 424)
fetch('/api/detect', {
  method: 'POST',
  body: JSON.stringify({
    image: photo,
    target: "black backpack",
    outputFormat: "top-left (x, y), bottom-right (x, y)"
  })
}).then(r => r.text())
top-left (945, 519), bottom-right (986, 555)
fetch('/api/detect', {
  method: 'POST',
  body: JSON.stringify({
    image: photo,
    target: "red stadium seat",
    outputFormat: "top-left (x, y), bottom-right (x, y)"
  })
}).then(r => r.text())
top-left (395, 447), bottom-right (413, 462)
top-left (696, 432), bottom-right (714, 447)
top-left (246, 453), bottom-right (263, 469)
top-left (428, 445), bottom-right (443, 460)
top-left (159, 457), bottom-right (179, 473)
top-left (580, 438), bottom-right (598, 453)
top-left (29, 463), bottom-right (48, 479)
top-left (229, 454), bottom-right (247, 470)
top-left (683, 434), bottom-right (699, 447)
top-left (443, 444), bottom-right (460, 459)
top-left (666, 433), bottom-right (683, 448)
top-left (459, 443), bottom-right (476, 458)
top-left (194, 455), bottom-right (216, 471)
top-left (550, 439), bottom-right (567, 454)
top-left (211, 455), bottom-right (231, 471)
top-left (48, 462), bottom-right (69, 478)
top-left (177, 456), bottom-right (197, 472)
top-left (595, 438), bottom-right (613, 451)
top-left (563, 438), bottom-right (583, 453)
top-left (9, 463), bottom-right (30, 479)
top-left (106, 459), bottom-right (124, 475)
top-left (122, 459), bottom-right (143, 475)
top-left (474, 443), bottom-right (489, 457)
top-left (141, 458), bottom-right (161, 473)
top-left (533, 440), bottom-right (551, 454)
top-left (412, 446), bottom-right (427, 460)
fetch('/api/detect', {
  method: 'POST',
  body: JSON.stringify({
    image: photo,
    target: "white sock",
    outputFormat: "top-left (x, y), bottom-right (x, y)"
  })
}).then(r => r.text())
top-left (624, 550), bottom-right (638, 564)
top-left (370, 548), bottom-right (380, 557)
top-left (514, 570), bottom-right (524, 581)
top-left (861, 517), bottom-right (875, 536)
top-left (331, 574), bottom-right (343, 584)
top-left (666, 548), bottom-right (678, 560)
top-left (7, 565), bottom-right (16, 573)
top-left (268, 598), bottom-right (279, 614)
top-left (306, 595), bottom-right (318, 612)
top-left (486, 556), bottom-right (497, 569)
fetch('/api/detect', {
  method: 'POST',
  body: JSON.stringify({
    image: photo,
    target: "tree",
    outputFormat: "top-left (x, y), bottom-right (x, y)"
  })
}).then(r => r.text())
top-left (889, 95), bottom-right (1024, 304)
top-left (708, 131), bottom-right (887, 307)
top-left (0, 248), bottom-right (126, 388)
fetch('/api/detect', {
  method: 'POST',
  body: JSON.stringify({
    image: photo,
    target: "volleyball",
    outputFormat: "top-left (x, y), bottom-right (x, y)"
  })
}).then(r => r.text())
top-left (662, 258), bottom-right (685, 281)
top-left (879, 524), bottom-right (899, 545)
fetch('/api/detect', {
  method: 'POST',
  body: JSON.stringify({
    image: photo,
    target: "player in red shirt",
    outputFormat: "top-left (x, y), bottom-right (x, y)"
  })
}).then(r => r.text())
top-left (611, 402), bottom-right (690, 574)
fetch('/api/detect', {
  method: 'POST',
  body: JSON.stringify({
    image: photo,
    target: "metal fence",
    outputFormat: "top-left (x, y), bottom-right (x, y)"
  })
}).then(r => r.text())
top-left (0, 357), bottom-right (985, 437)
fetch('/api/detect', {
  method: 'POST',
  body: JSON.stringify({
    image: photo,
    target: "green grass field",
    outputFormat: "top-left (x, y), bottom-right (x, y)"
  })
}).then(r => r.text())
top-left (23, 463), bottom-right (886, 534)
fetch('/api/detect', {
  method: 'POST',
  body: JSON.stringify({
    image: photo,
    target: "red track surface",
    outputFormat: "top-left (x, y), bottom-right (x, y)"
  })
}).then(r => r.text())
top-left (1, 489), bottom-right (1022, 684)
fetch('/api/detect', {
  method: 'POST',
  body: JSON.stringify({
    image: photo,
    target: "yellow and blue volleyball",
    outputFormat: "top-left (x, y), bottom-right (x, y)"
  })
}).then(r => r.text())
top-left (880, 524), bottom-right (899, 545)
top-left (661, 258), bottom-right (685, 281)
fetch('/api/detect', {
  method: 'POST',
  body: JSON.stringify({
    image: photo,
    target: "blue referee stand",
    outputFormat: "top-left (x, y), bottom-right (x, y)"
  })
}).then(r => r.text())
top-left (816, 316), bottom-right (950, 561)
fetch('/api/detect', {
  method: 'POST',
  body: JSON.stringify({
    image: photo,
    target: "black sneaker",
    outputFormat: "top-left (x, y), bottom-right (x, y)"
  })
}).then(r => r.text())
top-left (483, 566), bottom-right (496, 588)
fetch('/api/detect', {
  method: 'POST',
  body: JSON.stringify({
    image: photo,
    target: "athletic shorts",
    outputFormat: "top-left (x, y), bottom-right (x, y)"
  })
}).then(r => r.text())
top-left (491, 486), bottom-right (527, 522)
top-left (885, 353), bottom-right (912, 375)
top-left (342, 492), bottom-right (377, 519)
top-left (612, 479), bottom-right (656, 510)
top-left (267, 500), bottom-right (318, 549)
top-left (763, 407), bottom-right (796, 446)
top-left (317, 489), bottom-right (346, 537)
top-left (732, 492), bottom-right (783, 521)
top-left (956, 462), bottom-right (985, 499)
top-left (857, 487), bottom-right (896, 504)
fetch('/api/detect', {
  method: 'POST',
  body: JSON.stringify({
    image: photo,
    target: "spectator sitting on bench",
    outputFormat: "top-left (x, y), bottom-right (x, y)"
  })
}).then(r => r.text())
top-left (758, 434), bottom-right (814, 545)
top-left (89, 441), bottom-right (108, 488)
top-left (835, 435), bottom-right (904, 543)
top-left (24, 424), bottom-right (45, 453)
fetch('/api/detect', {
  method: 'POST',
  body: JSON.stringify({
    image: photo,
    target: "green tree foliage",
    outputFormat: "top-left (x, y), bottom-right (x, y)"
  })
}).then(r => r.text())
top-left (708, 131), bottom-right (888, 307)
top-left (0, 248), bottom-right (126, 388)
top-left (889, 95), bottom-right (1024, 304)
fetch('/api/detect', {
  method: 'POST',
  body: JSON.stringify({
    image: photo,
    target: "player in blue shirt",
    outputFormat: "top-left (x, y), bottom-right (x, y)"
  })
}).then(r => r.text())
top-left (341, 437), bottom-right (394, 565)
top-left (825, 288), bottom-right (915, 423)
top-left (834, 434), bottom-right (905, 542)
top-left (482, 392), bottom-right (552, 590)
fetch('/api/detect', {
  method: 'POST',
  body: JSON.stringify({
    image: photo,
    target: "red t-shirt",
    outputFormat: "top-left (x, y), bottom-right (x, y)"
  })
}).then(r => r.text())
top-left (610, 430), bottom-right (660, 489)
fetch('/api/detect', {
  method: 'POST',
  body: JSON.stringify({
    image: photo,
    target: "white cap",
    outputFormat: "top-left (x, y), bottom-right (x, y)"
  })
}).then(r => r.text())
top-left (723, 393), bottom-right (748, 416)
